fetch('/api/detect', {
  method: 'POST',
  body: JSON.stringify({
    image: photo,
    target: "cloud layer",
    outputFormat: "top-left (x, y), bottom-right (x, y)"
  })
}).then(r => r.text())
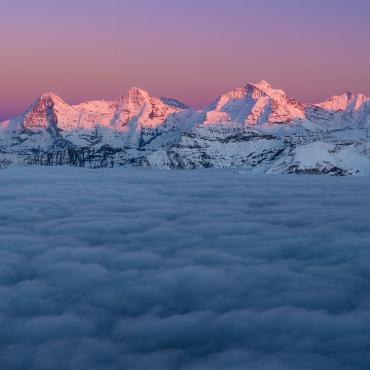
top-left (0, 167), bottom-right (370, 369)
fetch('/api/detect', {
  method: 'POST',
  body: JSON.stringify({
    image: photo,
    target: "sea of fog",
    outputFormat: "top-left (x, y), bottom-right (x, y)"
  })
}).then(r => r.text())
top-left (0, 167), bottom-right (370, 370)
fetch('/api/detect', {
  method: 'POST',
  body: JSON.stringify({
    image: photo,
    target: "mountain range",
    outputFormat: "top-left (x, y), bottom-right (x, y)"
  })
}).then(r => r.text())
top-left (1, 81), bottom-right (370, 175)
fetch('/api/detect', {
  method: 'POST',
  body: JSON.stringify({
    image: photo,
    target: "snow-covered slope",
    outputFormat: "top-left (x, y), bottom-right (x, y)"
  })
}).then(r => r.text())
top-left (316, 91), bottom-right (369, 113)
top-left (1, 82), bottom-right (370, 175)
top-left (204, 80), bottom-right (306, 125)
top-left (305, 92), bottom-right (370, 128)
top-left (7, 87), bottom-right (193, 132)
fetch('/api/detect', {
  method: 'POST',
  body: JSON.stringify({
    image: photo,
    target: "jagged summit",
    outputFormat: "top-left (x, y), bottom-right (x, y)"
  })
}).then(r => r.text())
top-left (246, 81), bottom-right (287, 100)
top-left (121, 88), bottom-right (189, 110)
top-left (128, 86), bottom-right (149, 94)
top-left (123, 87), bottom-right (151, 100)
top-left (30, 92), bottom-right (68, 111)
top-left (6, 87), bottom-right (193, 131)
top-left (37, 92), bottom-right (64, 102)
top-left (248, 80), bottom-right (273, 91)
top-left (1, 82), bottom-right (369, 132)
top-left (316, 91), bottom-right (369, 113)
top-left (204, 81), bottom-right (305, 125)
top-left (1, 81), bottom-right (370, 174)
top-left (256, 80), bottom-right (271, 87)
top-left (22, 92), bottom-right (68, 129)
top-left (117, 87), bottom-right (152, 114)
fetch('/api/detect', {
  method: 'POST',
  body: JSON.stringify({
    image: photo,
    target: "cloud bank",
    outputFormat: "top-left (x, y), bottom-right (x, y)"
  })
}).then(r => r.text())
top-left (0, 167), bottom-right (370, 369)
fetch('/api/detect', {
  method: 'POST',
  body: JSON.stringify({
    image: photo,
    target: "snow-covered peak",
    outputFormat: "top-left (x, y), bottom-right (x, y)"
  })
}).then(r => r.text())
top-left (116, 87), bottom-right (154, 116)
top-left (255, 80), bottom-right (272, 88)
top-left (204, 81), bottom-right (304, 125)
top-left (246, 80), bottom-right (287, 100)
top-left (11, 87), bottom-right (193, 132)
top-left (316, 92), bottom-right (369, 113)
top-left (248, 80), bottom-right (274, 92)
top-left (121, 87), bottom-right (151, 103)
top-left (128, 86), bottom-right (150, 97)
top-left (38, 92), bottom-right (65, 103)
top-left (22, 92), bottom-right (70, 129)
top-left (29, 92), bottom-right (69, 113)
top-left (3, 82), bottom-right (369, 134)
top-left (112, 87), bottom-right (192, 129)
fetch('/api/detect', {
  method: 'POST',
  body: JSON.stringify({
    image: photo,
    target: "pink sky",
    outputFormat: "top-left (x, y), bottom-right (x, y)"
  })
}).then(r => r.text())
top-left (1, 0), bottom-right (370, 120)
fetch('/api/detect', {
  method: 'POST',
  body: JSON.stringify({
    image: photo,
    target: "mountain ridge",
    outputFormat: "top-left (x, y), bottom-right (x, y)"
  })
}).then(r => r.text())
top-left (1, 81), bottom-right (370, 175)
top-left (2, 81), bottom-right (369, 132)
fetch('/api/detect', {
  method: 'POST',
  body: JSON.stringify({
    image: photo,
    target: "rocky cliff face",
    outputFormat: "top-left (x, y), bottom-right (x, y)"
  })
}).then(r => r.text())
top-left (1, 81), bottom-right (370, 175)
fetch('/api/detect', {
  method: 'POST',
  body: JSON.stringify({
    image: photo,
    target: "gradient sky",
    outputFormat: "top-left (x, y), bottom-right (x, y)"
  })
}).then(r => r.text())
top-left (1, 0), bottom-right (370, 120)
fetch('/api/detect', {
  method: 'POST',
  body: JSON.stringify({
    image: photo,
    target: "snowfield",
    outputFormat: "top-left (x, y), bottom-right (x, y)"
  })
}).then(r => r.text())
top-left (1, 167), bottom-right (370, 370)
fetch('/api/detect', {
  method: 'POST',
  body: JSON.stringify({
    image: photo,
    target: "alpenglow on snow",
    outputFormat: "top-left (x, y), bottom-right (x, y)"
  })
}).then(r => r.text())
top-left (1, 81), bottom-right (370, 175)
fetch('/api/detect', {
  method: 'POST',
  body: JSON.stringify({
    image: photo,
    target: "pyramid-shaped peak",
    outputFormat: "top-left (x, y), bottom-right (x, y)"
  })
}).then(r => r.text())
top-left (28, 92), bottom-right (67, 113)
top-left (38, 92), bottom-right (65, 103)
top-left (117, 87), bottom-right (152, 108)
top-left (246, 80), bottom-right (286, 99)
top-left (23, 92), bottom-right (66, 129)
top-left (246, 80), bottom-right (273, 89)
top-left (248, 80), bottom-right (278, 91)
top-left (126, 87), bottom-right (151, 99)
top-left (255, 80), bottom-right (272, 88)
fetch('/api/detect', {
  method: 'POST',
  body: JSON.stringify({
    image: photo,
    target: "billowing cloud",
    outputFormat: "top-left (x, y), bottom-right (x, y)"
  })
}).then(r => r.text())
top-left (0, 167), bottom-right (370, 369)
